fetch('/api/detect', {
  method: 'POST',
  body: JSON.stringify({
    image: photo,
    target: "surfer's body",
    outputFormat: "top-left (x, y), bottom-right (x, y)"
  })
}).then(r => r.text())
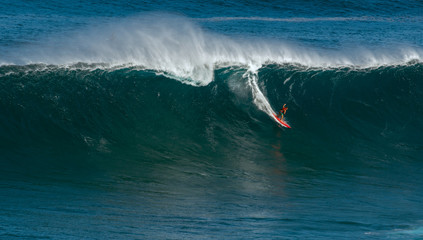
top-left (277, 104), bottom-right (288, 120)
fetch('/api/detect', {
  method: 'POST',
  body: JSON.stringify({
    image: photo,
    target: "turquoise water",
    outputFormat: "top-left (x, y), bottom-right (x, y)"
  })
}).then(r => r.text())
top-left (1, 1), bottom-right (423, 239)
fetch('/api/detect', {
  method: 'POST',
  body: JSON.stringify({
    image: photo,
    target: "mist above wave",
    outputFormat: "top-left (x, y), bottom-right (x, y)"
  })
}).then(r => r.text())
top-left (4, 14), bottom-right (423, 85)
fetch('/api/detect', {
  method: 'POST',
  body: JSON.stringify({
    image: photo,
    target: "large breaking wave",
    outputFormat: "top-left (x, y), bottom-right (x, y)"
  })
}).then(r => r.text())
top-left (1, 15), bottom-right (422, 168)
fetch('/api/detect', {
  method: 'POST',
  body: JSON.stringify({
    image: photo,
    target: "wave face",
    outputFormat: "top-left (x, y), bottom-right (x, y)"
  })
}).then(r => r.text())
top-left (1, 63), bottom-right (422, 165)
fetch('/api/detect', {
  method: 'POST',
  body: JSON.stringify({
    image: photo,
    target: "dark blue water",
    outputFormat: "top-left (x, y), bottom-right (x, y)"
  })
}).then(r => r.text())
top-left (1, 1), bottom-right (423, 239)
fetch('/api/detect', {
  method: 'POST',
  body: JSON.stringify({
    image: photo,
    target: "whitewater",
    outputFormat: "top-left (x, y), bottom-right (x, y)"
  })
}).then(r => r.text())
top-left (3, 15), bottom-right (423, 84)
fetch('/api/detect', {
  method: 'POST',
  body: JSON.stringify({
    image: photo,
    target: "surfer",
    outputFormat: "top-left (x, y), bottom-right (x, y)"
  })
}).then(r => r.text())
top-left (277, 104), bottom-right (288, 120)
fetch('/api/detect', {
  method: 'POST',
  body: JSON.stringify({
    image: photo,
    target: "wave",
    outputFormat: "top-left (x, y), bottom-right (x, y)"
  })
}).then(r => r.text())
top-left (0, 63), bottom-right (422, 163)
top-left (1, 15), bottom-right (422, 169)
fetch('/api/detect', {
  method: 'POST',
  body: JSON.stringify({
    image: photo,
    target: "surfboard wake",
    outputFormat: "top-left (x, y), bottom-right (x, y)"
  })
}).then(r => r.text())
top-left (244, 68), bottom-right (291, 128)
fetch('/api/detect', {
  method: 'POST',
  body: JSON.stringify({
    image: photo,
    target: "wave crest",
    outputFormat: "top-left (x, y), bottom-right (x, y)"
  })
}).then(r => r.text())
top-left (2, 14), bottom-right (423, 85)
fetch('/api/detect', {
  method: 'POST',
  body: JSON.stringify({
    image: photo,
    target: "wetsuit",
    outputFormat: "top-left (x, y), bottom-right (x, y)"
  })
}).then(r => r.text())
top-left (278, 106), bottom-right (288, 119)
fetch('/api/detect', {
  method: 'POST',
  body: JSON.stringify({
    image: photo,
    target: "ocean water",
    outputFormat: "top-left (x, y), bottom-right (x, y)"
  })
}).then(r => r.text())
top-left (1, 1), bottom-right (423, 239)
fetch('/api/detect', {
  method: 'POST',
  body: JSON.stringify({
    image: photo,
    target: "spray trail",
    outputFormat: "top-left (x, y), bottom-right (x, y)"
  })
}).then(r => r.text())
top-left (244, 68), bottom-right (281, 124)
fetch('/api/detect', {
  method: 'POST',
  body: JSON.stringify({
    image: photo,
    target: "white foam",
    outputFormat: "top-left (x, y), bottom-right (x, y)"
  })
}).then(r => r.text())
top-left (244, 68), bottom-right (277, 119)
top-left (3, 14), bottom-right (423, 85)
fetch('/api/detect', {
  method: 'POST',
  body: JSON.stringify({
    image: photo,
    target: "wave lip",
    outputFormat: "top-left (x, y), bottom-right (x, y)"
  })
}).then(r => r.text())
top-left (1, 15), bottom-right (423, 85)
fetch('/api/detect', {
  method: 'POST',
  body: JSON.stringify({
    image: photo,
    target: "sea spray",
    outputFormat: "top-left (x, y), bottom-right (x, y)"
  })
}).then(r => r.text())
top-left (244, 67), bottom-right (276, 118)
top-left (3, 15), bottom-right (423, 86)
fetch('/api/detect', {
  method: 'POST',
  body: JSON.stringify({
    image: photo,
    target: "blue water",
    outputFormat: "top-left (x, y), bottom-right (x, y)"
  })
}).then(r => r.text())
top-left (1, 1), bottom-right (423, 239)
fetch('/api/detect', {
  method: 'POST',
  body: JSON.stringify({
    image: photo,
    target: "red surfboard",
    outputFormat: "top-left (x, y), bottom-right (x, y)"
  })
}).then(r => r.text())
top-left (273, 113), bottom-right (291, 128)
